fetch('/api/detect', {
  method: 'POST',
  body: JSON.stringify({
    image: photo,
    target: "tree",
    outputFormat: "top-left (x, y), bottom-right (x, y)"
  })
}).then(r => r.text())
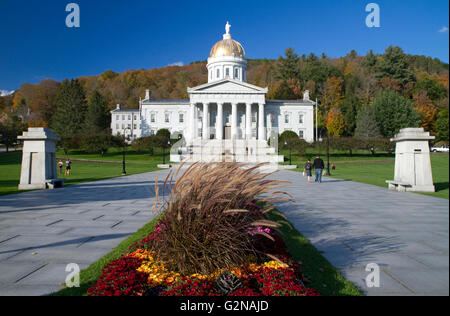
top-left (80, 133), bottom-right (118, 156)
top-left (372, 90), bottom-right (421, 138)
top-left (279, 130), bottom-right (299, 149)
top-left (326, 108), bottom-right (345, 137)
top-left (0, 115), bottom-right (27, 152)
top-left (435, 108), bottom-right (449, 144)
top-left (276, 48), bottom-right (300, 81)
top-left (355, 106), bottom-right (381, 138)
top-left (84, 91), bottom-right (111, 133)
top-left (413, 91), bottom-right (437, 133)
top-left (375, 46), bottom-right (416, 87)
top-left (340, 93), bottom-right (359, 136)
top-left (51, 79), bottom-right (87, 138)
top-left (132, 136), bottom-right (156, 156)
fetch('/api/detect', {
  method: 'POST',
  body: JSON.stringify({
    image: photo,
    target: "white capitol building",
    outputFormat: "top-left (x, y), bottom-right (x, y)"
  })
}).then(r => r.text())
top-left (111, 23), bottom-right (315, 163)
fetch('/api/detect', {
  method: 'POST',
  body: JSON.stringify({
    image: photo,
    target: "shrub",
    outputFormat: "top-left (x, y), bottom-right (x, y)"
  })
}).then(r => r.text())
top-left (151, 163), bottom-right (292, 275)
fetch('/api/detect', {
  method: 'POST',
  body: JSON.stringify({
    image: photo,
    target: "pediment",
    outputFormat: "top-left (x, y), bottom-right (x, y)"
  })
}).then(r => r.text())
top-left (188, 79), bottom-right (267, 94)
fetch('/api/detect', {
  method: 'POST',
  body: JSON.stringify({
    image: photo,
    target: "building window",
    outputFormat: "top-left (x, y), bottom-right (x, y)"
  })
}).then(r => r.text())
top-left (128, 124), bottom-right (131, 129)
top-left (179, 113), bottom-right (184, 123)
top-left (226, 68), bottom-right (230, 77)
top-left (235, 68), bottom-right (239, 79)
top-left (116, 124), bottom-right (119, 130)
top-left (151, 113), bottom-right (156, 123)
top-left (299, 114), bottom-right (304, 124)
top-left (116, 115), bottom-right (120, 121)
top-left (217, 69), bottom-right (220, 78)
top-left (128, 115), bottom-right (131, 120)
top-left (165, 113), bottom-right (170, 123)
top-left (134, 124), bottom-right (137, 130)
top-left (252, 112), bottom-right (257, 123)
top-left (122, 124), bottom-right (125, 129)
top-left (134, 115), bottom-right (137, 121)
top-left (150, 130), bottom-right (155, 136)
top-left (225, 111), bottom-right (230, 124)
top-left (299, 130), bottom-right (304, 139)
top-left (122, 115), bottom-right (125, 120)
top-left (285, 114), bottom-right (290, 124)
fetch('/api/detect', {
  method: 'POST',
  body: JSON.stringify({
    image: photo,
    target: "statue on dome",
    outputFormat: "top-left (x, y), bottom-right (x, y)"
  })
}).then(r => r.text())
top-left (225, 21), bottom-right (231, 35)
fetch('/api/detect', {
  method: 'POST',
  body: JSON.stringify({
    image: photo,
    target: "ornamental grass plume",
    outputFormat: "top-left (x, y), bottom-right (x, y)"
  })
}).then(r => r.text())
top-left (152, 162), bottom-right (293, 275)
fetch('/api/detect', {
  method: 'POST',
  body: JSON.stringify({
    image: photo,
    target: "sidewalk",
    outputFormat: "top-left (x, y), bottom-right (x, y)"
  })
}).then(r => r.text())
top-left (0, 170), bottom-right (170, 296)
top-left (271, 171), bottom-right (449, 296)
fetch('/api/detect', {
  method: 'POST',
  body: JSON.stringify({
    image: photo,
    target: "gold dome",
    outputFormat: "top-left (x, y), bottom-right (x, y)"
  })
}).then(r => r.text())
top-left (210, 38), bottom-right (246, 58)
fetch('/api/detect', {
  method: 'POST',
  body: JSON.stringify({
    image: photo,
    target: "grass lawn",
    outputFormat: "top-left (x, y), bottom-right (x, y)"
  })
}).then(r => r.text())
top-left (0, 148), bottom-right (166, 196)
top-left (280, 148), bottom-right (449, 200)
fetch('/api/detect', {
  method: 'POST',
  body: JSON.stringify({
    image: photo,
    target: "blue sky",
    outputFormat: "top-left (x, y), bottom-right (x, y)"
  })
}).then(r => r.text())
top-left (0, 0), bottom-right (448, 91)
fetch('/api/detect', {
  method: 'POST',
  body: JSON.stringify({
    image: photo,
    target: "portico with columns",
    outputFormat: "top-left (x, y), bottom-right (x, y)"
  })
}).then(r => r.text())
top-left (187, 80), bottom-right (269, 143)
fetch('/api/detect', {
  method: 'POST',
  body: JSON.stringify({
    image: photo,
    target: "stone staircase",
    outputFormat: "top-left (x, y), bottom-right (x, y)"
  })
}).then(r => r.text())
top-left (170, 139), bottom-right (284, 164)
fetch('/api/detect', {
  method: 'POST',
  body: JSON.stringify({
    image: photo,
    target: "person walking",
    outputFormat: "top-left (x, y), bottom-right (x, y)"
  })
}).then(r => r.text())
top-left (65, 159), bottom-right (72, 176)
top-left (304, 159), bottom-right (313, 184)
top-left (313, 155), bottom-right (325, 183)
top-left (58, 160), bottom-right (63, 175)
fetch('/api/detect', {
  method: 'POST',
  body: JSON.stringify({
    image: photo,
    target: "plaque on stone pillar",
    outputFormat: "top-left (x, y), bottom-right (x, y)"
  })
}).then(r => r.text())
top-left (386, 128), bottom-right (435, 192)
top-left (18, 128), bottom-right (65, 190)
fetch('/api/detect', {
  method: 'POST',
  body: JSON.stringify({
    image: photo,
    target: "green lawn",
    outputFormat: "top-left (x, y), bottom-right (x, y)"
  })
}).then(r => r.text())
top-left (0, 148), bottom-right (166, 196)
top-left (284, 150), bottom-right (449, 200)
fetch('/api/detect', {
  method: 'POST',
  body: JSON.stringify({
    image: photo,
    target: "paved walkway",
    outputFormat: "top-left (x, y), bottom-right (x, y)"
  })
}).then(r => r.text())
top-left (270, 171), bottom-right (449, 296)
top-left (0, 170), bottom-right (170, 296)
top-left (0, 168), bottom-right (448, 296)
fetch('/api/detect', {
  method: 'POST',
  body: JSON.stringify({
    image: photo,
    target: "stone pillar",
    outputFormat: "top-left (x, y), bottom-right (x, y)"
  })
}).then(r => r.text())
top-left (387, 128), bottom-right (435, 192)
top-left (258, 103), bottom-right (266, 141)
top-left (203, 103), bottom-right (209, 140)
top-left (231, 103), bottom-right (238, 140)
top-left (245, 103), bottom-right (252, 140)
top-left (216, 103), bottom-right (224, 140)
top-left (18, 128), bottom-right (64, 190)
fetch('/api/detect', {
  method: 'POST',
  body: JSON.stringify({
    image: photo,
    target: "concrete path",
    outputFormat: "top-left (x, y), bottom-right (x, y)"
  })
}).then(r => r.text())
top-left (0, 170), bottom-right (170, 296)
top-left (0, 167), bottom-right (448, 296)
top-left (270, 171), bottom-right (449, 296)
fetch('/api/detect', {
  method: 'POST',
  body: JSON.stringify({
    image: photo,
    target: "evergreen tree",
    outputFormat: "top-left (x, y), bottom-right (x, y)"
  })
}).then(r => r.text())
top-left (51, 79), bottom-right (87, 138)
top-left (341, 93), bottom-right (359, 136)
top-left (276, 48), bottom-right (300, 81)
top-left (84, 91), bottom-right (110, 133)
top-left (372, 90), bottom-right (421, 138)
top-left (375, 46), bottom-right (416, 86)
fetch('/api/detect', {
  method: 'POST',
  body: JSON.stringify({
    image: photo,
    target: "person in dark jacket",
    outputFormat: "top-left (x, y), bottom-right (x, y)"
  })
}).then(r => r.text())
top-left (304, 159), bottom-right (313, 184)
top-left (313, 155), bottom-right (325, 183)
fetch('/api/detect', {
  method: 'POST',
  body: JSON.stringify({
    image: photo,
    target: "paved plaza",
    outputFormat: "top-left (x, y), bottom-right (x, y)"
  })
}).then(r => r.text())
top-left (0, 168), bottom-right (448, 296)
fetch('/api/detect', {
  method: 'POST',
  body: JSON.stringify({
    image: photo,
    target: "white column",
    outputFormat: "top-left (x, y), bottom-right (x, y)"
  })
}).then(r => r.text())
top-left (231, 103), bottom-right (238, 140)
top-left (190, 103), bottom-right (196, 142)
top-left (203, 103), bottom-right (209, 140)
top-left (216, 103), bottom-right (224, 140)
top-left (258, 103), bottom-right (266, 141)
top-left (245, 103), bottom-right (252, 140)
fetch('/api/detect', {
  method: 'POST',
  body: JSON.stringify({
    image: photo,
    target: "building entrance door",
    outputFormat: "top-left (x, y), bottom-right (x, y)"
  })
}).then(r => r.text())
top-left (224, 126), bottom-right (231, 139)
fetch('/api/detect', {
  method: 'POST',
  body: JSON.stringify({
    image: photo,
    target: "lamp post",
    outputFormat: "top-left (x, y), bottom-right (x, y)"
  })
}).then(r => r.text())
top-left (325, 129), bottom-right (331, 176)
top-left (163, 139), bottom-right (171, 165)
top-left (122, 127), bottom-right (131, 175)
top-left (284, 140), bottom-right (292, 165)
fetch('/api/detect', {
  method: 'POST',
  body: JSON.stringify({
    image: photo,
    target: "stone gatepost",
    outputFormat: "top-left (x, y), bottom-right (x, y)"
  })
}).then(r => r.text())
top-left (386, 128), bottom-right (435, 192)
top-left (18, 128), bottom-right (65, 190)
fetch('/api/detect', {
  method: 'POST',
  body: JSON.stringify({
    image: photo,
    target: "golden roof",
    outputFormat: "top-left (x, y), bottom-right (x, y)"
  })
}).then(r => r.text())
top-left (210, 38), bottom-right (246, 58)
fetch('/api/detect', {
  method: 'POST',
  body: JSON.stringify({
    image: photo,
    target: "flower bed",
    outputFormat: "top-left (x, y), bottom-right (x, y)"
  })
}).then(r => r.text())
top-left (87, 163), bottom-right (321, 296)
top-left (87, 224), bottom-right (320, 296)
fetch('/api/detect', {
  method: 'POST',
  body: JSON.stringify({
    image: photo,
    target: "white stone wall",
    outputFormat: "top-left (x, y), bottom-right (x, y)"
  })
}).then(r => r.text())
top-left (141, 103), bottom-right (190, 138)
top-left (111, 111), bottom-right (142, 140)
